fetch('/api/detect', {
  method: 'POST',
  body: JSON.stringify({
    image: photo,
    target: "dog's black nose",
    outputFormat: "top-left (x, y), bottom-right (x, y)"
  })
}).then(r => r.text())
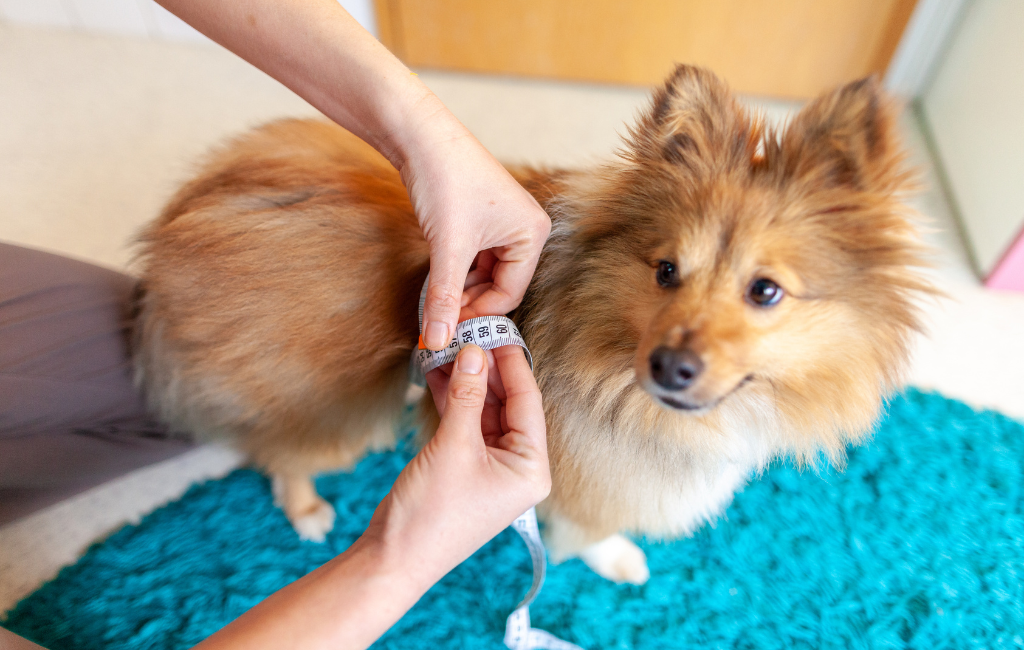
top-left (649, 346), bottom-right (703, 390)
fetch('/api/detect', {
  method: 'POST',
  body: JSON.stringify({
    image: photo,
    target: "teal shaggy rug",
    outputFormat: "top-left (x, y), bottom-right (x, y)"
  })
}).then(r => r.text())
top-left (4, 390), bottom-right (1024, 649)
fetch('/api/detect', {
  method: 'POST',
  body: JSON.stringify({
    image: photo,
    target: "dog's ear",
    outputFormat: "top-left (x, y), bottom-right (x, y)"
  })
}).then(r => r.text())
top-left (630, 64), bottom-right (752, 170)
top-left (779, 76), bottom-right (905, 192)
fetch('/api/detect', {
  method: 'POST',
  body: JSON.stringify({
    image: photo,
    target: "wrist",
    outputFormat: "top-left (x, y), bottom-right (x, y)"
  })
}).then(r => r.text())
top-left (311, 38), bottom-right (467, 174)
top-left (377, 88), bottom-right (475, 175)
top-left (347, 517), bottom-right (444, 600)
top-left (195, 519), bottom-right (441, 650)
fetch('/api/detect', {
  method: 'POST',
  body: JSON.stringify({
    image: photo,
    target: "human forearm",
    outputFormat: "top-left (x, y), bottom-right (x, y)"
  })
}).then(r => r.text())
top-left (193, 347), bottom-right (549, 650)
top-left (155, 0), bottom-right (456, 169)
top-left (160, 0), bottom-right (550, 353)
top-left (194, 533), bottom-right (434, 650)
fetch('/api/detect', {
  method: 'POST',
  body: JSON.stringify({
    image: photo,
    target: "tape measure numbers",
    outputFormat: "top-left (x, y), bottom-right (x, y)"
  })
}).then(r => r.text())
top-left (411, 276), bottom-right (582, 650)
top-left (416, 315), bottom-right (534, 375)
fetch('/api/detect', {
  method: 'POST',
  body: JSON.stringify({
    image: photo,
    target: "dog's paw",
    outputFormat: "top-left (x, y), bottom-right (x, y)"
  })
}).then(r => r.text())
top-left (271, 474), bottom-right (337, 543)
top-left (289, 498), bottom-right (337, 543)
top-left (579, 534), bottom-right (650, 585)
top-left (271, 475), bottom-right (287, 508)
top-left (404, 382), bottom-right (426, 405)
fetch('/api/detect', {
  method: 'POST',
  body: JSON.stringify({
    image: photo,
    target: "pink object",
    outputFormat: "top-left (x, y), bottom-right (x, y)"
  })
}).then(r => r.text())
top-left (985, 221), bottom-right (1024, 293)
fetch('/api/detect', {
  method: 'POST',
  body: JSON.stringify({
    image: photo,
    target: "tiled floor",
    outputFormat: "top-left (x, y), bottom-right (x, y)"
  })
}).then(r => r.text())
top-left (1, 23), bottom-right (1022, 614)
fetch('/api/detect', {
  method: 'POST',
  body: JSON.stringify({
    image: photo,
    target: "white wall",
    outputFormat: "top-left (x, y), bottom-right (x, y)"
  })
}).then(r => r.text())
top-left (0, 0), bottom-right (376, 41)
top-left (884, 0), bottom-right (971, 98)
top-left (920, 0), bottom-right (1024, 276)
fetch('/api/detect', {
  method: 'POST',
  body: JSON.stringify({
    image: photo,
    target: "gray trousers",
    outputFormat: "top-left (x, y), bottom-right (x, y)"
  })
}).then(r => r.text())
top-left (0, 242), bottom-right (191, 525)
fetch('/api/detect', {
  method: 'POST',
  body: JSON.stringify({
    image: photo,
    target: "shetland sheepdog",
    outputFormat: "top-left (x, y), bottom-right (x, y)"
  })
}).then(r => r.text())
top-left (133, 66), bottom-right (931, 584)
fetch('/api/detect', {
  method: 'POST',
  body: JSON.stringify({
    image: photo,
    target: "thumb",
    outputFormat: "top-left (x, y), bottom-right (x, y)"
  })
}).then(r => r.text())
top-left (437, 345), bottom-right (488, 441)
top-left (423, 242), bottom-right (475, 350)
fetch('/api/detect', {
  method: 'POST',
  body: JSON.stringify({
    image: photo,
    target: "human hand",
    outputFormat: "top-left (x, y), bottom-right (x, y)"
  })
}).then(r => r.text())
top-left (395, 105), bottom-right (551, 351)
top-left (161, 0), bottom-right (548, 354)
top-left (363, 344), bottom-right (550, 588)
top-left (421, 284), bottom-right (513, 428)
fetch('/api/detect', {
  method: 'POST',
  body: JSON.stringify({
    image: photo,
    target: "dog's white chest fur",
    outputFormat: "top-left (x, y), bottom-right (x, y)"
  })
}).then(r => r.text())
top-left (605, 432), bottom-right (764, 539)
top-left (542, 402), bottom-right (776, 584)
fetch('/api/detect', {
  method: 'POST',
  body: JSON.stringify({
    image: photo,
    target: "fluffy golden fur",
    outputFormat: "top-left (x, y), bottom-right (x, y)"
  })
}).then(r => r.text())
top-left (133, 66), bottom-right (932, 582)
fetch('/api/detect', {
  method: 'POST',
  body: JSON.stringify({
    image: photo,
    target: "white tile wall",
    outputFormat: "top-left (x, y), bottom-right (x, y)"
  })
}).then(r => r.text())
top-left (73, 0), bottom-right (149, 36)
top-left (920, 0), bottom-right (1024, 276)
top-left (146, 1), bottom-right (205, 42)
top-left (0, 0), bottom-right (376, 41)
top-left (340, 0), bottom-right (375, 38)
top-left (0, 0), bottom-right (75, 28)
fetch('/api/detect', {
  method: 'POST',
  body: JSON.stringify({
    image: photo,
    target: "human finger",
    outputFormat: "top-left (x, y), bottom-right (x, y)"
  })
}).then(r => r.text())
top-left (492, 345), bottom-right (545, 451)
top-left (425, 366), bottom-right (451, 413)
top-left (467, 228), bottom-right (547, 316)
top-left (460, 283), bottom-right (492, 310)
top-left (464, 250), bottom-right (497, 288)
top-left (422, 241), bottom-right (476, 350)
top-left (436, 345), bottom-right (489, 443)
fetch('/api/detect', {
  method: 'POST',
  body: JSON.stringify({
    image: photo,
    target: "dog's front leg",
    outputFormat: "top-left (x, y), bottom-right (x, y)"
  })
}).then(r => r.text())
top-left (272, 473), bottom-right (337, 543)
top-left (542, 512), bottom-right (650, 585)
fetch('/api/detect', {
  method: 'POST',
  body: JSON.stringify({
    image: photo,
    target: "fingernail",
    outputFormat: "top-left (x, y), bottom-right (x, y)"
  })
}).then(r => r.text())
top-left (456, 345), bottom-right (484, 374)
top-left (424, 321), bottom-right (449, 350)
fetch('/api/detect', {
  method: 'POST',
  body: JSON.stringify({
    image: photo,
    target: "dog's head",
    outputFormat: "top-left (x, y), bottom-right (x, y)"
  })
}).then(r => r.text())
top-left (551, 65), bottom-right (933, 460)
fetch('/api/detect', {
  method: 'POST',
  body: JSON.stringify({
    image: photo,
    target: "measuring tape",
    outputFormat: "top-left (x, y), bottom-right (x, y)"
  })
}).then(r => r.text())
top-left (414, 314), bottom-right (534, 376)
top-left (503, 508), bottom-right (585, 650)
top-left (411, 278), bottom-right (533, 380)
top-left (411, 276), bottom-right (583, 650)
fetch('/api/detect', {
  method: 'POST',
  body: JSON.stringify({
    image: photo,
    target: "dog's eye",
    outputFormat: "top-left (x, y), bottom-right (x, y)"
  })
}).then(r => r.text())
top-left (656, 260), bottom-right (678, 287)
top-left (747, 278), bottom-right (783, 306)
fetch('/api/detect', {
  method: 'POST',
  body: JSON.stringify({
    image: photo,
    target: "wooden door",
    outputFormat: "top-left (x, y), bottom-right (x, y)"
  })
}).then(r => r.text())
top-left (376, 0), bottom-right (917, 99)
